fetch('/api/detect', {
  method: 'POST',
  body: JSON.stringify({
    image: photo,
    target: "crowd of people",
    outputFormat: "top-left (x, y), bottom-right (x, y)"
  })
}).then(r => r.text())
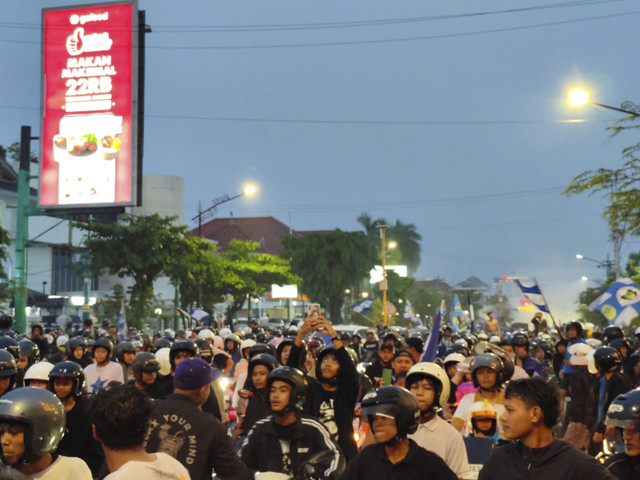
top-left (0, 307), bottom-right (636, 479)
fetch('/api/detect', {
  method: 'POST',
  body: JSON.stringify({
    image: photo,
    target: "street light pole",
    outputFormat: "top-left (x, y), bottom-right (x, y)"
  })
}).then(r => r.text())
top-left (193, 185), bottom-right (256, 237)
top-left (378, 225), bottom-right (389, 327)
top-left (576, 253), bottom-right (615, 278)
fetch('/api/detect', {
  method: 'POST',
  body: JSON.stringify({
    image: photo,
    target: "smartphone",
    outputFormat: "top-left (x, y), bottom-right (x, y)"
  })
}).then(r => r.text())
top-left (307, 303), bottom-right (320, 318)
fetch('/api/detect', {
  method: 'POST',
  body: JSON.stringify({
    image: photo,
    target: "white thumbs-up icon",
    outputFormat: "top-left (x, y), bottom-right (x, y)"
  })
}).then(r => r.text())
top-left (66, 27), bottom-right (84, 56)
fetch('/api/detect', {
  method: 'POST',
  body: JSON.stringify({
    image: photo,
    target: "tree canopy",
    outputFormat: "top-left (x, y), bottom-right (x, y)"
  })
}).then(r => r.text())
top-left (282, 229), bottom-right (377, 322)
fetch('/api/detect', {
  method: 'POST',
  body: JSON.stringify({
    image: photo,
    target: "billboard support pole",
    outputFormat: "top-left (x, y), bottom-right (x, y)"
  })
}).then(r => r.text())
top-left (15, 126), bottom-right (35, 334)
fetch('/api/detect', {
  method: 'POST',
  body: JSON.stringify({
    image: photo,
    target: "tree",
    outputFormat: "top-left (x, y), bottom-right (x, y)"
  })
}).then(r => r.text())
top-left (94, 284), bottom-right (128, 324)
top-left (0, 226), bottom-right (11, 305)
top-left (78, 214), bottom-right (195, 328)
top-left (282, 230), bottom-right (377, 322)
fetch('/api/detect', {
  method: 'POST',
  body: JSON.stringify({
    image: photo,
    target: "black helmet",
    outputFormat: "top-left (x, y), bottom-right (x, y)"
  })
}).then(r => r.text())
top-left (153, 336), bottom-right (172, 352)
top-left (249, 353), bottom-right (279, 373)
top-left (131, 352), bottom-right (161, 380)
top-left (511, 332), bottom-right (530, 349)
top-left (444, 343), bottom-right (470, 358)
top-left (565, 321), bottom-right (583, 337)
top-left (267, 366), bottom-right (308, 413)
top-left (0, 336), bottom-right (20, 359)
top-left (139, 332), bottom-right (152, 350)
top-left (67, 337), bottom-right (87, 355)
top-left (609, 338), bottom-right (631, 354)
top-left (603, 326), bottom-right (624, 344)
top-left (361, 386), bottom-right (420, 439)
top-left (169, 339), bottom-right (199, 368)
top-left (248, 343), bottom-right (274, 359)
top-left (276, 338), bottom-right (295, 362)
top-left (195, 339), bottom-right (214, 364)
top-left (94, 337), bottom-right (114, 357)
top-left (0, 350), bottom-right (18, 386)
top-left (606, 389), bottom-right (640, 430)
top-left (471, 353), bottom-right (505, 388)
top-left (593, 346), bottom-right (623, 374)
top-left (0, 314), bottom-right (13, 330)
top-left (18, 340), bottom-right (40, 366)
top-left (48, 361), bottom-right (86, 397)
top-left (0, 387), bottom-right (65, 464)
top-left (114, 341), bottom-right (137, 363)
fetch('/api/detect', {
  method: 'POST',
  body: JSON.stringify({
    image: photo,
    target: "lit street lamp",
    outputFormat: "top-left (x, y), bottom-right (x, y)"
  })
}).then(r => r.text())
top-left (193, 184), bottom-right (257, 236)
top-left (376, 225), bottom-right (397, 327)
top-left (568, 89), bottom-right (640, 117)
top-left (576, 253), bottom-right (614, 277)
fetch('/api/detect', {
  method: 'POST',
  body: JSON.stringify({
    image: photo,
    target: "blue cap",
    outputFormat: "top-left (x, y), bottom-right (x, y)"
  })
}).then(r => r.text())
top-left (173, 357), bottom-right (220, 390)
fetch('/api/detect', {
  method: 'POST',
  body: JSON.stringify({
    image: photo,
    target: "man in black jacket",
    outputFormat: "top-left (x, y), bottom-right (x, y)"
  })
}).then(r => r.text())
top-left (145, 357), bottom-right (255, 480)
top-left (240, 366), bottom-right (343, 479)
top-left (479, 378), bottom-right (616, 480)
top-left (288, 313), bottom-right (360, 461)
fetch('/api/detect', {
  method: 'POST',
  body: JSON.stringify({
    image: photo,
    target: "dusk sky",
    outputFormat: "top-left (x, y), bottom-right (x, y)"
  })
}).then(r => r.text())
top-left (2, 0), bottom-right (639, 322)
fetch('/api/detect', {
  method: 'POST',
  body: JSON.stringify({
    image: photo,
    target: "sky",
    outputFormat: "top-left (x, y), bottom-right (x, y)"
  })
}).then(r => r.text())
top-left (1, 0), bottom-right (639, 323)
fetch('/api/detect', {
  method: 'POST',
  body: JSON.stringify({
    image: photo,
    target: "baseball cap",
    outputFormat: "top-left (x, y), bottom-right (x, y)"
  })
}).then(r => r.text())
top-left (173, 357), bottom-right (220, 390)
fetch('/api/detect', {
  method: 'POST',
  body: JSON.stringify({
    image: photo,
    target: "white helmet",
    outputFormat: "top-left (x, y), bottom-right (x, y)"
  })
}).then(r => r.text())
top-left (586, 338), bottom-right (602, 349)
top-left (470, 400), bottom-right (497, 420)
top-left (219, 328), bottom-right (231, 338)
top-left (289, 325), bottom-right (299, 333)
top-left (213, 335), bottom-right (224, 349)
top-left (568, 343), bottom-right (594, 366)
top-left (155, 347), bottom-right (171, 376)
top-left (405, 362), bottom-right (450, 408)
top-left (586, 350), bottom-right (597, 375)
top-left (489, 335), bottom-right (501, 344)
top-left (45, 334), bottom-right (54, 345)
top-left (240, 339), bottom-right (256, 351)
top-left (443, 353), bottom-right (466, 365)
top-left (635, 326), bottom-right (640, 336)
top-left (454, 338), bottom-right (468, 346)
top-left (163, 328), bottom-right (175, 338)
top-left (584, 322), bottom-right (595, 332)
top-left (56, 335), bottom-right (69, 348)
top-left (24, 361), bottom-right (55, 382)
top-left (198, 329), bottom-right (215, 341)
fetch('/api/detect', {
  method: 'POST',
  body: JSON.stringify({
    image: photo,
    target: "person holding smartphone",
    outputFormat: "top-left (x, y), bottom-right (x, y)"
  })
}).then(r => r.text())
top-left (287, 307), bottom-right (361, 462)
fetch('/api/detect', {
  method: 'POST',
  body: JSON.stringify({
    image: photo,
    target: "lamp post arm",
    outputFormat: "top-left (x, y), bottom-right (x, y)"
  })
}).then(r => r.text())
top-left (592, 102), bottom-right (640, 117)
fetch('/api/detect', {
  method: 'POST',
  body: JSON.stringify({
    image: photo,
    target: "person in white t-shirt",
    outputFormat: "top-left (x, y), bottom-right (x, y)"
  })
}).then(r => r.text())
top-left (92, 383), bottom-right (191, 480)
top-left (452, 353), bottom-right (507, 436)
top-left (84, 337), bottom-right (124, 393)
top-left (0, 387), bottom-right (92, 480)
top-left (406, 362), bottom-right (469, 478)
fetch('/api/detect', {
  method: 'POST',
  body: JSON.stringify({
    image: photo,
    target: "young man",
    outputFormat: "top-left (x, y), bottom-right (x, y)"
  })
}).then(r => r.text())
top-left (92, 384), bottom-right (191, 479)
top-left (391, 349), bottom-right (415, 381)
top-left (84, 337), bottom-right (124, 393)
top-left (289, 314), bottom-right (360, 461)
top-left (49, 360), bottom-right (105, 476)
top-left (338, 386), bottom-right (457, 480)
top-left (145, 357), bottom-right (255, 480)
top-left (0, 387), bottom-right (92, 479)
top-left (452, 353), bottom-right (506, 435)
top-left (405, 362), bottom-right (469, 478)
top-left (361, 329), bottom-right (379, 363)
top-left (129, 351), bottom-right (166, 398)
top-left (604, 388), bottom-right (640, 479)
top-left (364, 344), bottom-right (394, 386)
top-left (478, 378), bottom-right (616, 480)
top-left (511, 332), bottom-right (544, 377)
top-left (239, 366), bottom-right (343, 479)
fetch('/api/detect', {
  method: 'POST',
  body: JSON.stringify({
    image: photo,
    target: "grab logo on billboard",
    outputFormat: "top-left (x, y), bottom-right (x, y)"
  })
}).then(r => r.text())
top-left (40, 2), bottom-right (138, 209)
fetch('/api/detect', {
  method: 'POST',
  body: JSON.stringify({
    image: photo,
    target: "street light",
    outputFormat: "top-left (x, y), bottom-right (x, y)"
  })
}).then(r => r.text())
top-left (576, 253), bottom-right (614, 277)
top-left (193, 184), bottom-right (257, 236)
top-left (568, 89), bottom-right (640, 117)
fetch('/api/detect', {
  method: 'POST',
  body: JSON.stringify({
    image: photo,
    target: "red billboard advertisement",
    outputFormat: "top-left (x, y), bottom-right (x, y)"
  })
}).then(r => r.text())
top-left (40, 2), bottom-right (138, 208)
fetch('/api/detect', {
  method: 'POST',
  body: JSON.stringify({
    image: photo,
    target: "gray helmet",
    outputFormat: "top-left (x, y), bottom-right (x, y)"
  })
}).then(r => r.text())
top-left (361, 386), bottom-right (420, 438)
top-left (0, 387), bottom-right (65, 463)
top-left (131, 352), bottom-right (161, 380)
top-left (606, 389), bottom-right (640, 430)
top-left (471, 353), bottom-right (505, 388)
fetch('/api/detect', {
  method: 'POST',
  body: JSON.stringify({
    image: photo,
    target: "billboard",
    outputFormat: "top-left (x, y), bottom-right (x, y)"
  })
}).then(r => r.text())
top-left (40, 2), bottom-right (138, 209)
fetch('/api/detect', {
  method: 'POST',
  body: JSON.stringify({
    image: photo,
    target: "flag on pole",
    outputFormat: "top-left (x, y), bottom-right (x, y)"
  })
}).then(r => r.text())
top-left (117, 300), bottom-right (127, 341)
top-left (589, 278), bottom-right (640, 327)
top-left (451, 295), bottom-right (462, 333)
top-left (352, 298), bottom-right (373, 314)
top-left (467, 291), bottom-right (475, 333)
top-left (515, 279), bottom-right (550, 313)
top-left (422, 301), bottom-right (445, 362)
top-left (403, 299), bottom-right (422, 326)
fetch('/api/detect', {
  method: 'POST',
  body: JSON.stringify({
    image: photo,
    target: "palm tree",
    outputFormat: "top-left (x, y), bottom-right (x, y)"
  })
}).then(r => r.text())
top-left (357, 213), bottom-right (387, 249)
top-left (388, 220), bottom-right (422, 275)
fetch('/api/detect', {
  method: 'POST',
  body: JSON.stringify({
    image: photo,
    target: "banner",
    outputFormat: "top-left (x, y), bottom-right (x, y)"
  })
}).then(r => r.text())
top-left (403, 299), bottom-right (422, 326)
top-left (589, 278), bottom-right (640, 327)
top-left (117, 300), bottom-right (127, 341)
top-left (422, 301), bottom-right (445, 362)
top-left (515, 279), bottom-right (550, 313)
top-left (352, 298), bottom-right (373, 314)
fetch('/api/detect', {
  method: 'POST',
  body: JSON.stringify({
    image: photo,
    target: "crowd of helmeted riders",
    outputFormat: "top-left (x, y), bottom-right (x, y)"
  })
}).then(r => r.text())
top-left (0, 307), bottom-right (637, 480)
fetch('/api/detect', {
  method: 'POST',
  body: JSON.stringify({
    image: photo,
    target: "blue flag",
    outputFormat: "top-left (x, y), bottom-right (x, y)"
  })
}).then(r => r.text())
top-left (515, 279), bottom-right (550, 313)
top-left (352, 298), bottom-right (373, 314)
top-left (422, 302), bottom-right (444, 362)
top-left (117, 301), bottom-right (127, 341)
top-left (403, 299), bottom-right (422, 326)
top-left (451, 295), bottom-right (462, 333)
top-left (589, 278), bottom-right (640, 327)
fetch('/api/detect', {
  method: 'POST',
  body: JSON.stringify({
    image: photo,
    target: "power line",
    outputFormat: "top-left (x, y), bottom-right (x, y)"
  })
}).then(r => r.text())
top-left (0, 9), bottom-right (638, 49)
top-left (0, 0), bottom-right (623, 33)
top-left (0, 105), bottom-right (591, 126)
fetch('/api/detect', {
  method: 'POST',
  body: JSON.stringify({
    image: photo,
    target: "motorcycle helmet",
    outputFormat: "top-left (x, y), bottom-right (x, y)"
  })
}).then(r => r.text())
top-left (606, 389), bottom-right (640, 431)
top-left (405, 362), bottom-right (450, 409)
top-left (361, 386), bottom-right (419, 441)
top-left (48, 361), bottom-right (86, 397)
top-left (267, 366), bottom-right (308, 414)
